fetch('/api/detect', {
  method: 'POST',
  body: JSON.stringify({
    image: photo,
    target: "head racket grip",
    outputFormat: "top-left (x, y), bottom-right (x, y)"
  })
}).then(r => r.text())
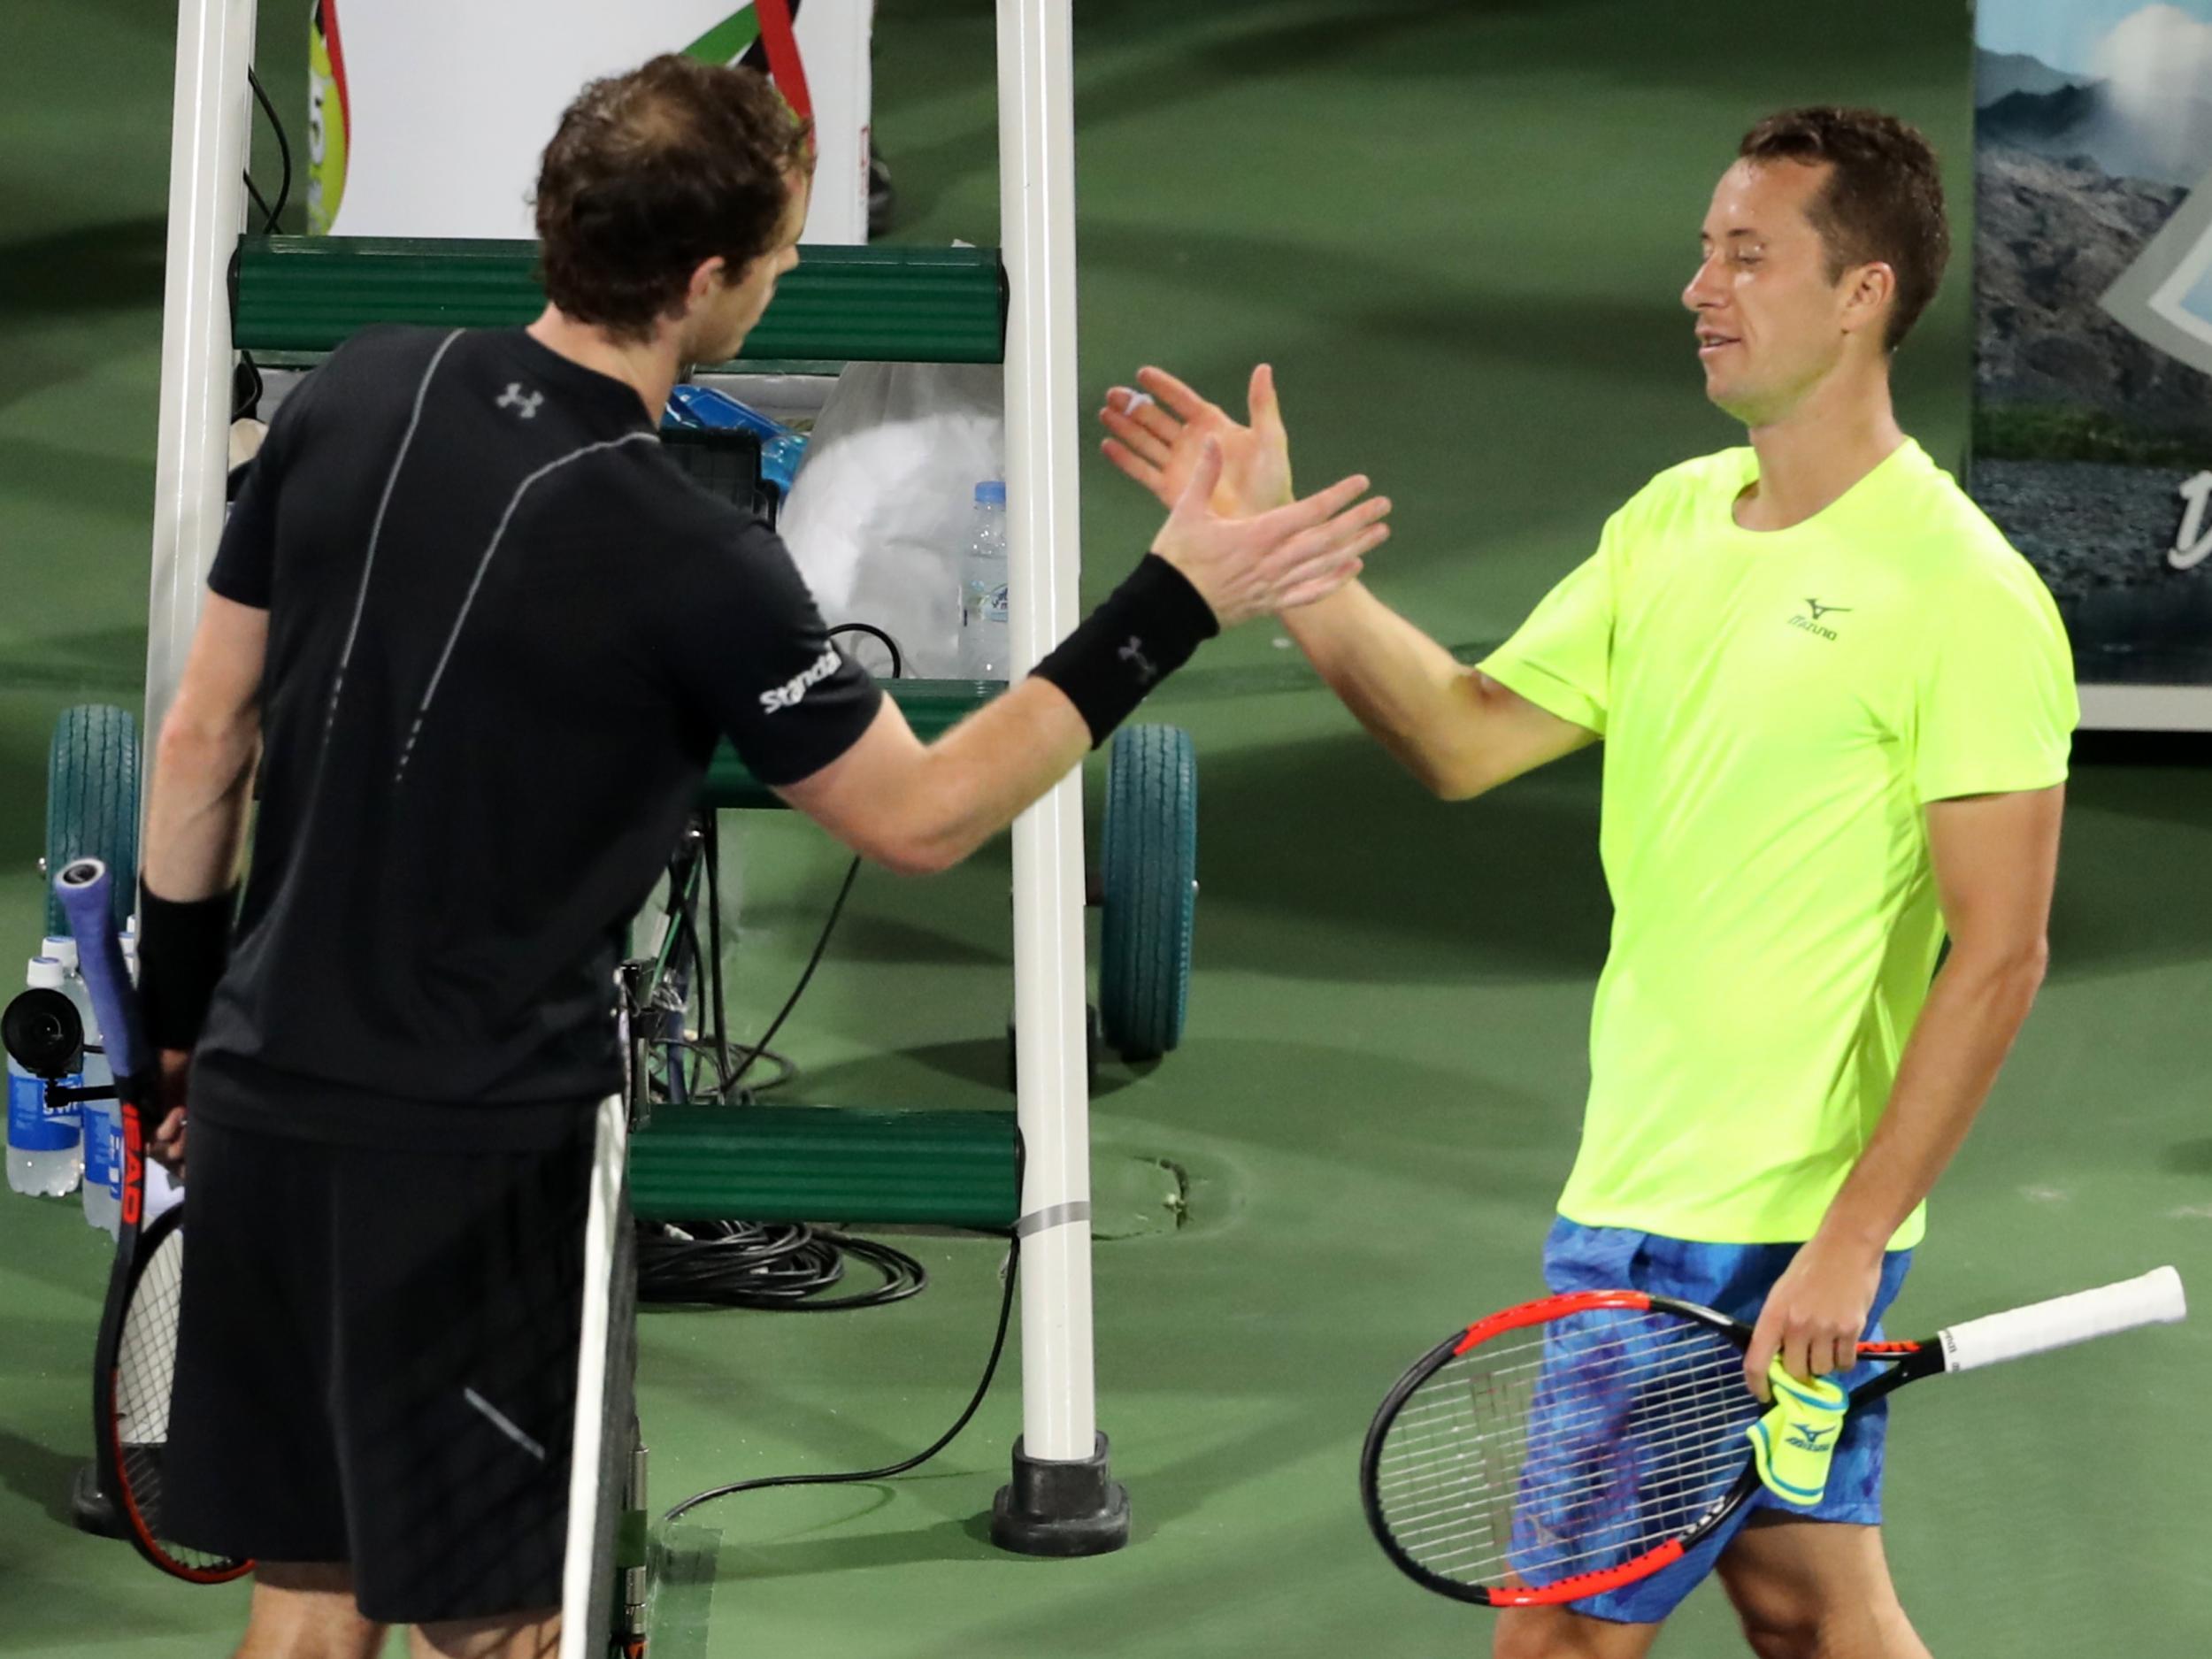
top-left (55, 859), bottom-right (149, 1084)
top-left (1939, 1266), bottom-right (2186, 1373)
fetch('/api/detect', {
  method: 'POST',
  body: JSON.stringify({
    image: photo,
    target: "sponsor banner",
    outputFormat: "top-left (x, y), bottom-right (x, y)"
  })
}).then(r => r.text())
top-left (1970, 0), bottom-right (2212, 718)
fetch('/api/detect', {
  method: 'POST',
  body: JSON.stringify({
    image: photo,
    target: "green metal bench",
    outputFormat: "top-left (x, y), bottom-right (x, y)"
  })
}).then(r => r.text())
top-left (233, 235), bottom-right (1006, 367)
top-left (629, 1103), bottom-right (1016, 1228)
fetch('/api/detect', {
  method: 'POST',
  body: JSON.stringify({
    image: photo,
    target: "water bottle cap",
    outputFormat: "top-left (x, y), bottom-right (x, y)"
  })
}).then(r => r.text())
top-left (27, 956), bottom-right (65, 990)
top-left (42, 936), bottom-right (78, 971)
top-left (974, 480), bottom-right (1007, 506)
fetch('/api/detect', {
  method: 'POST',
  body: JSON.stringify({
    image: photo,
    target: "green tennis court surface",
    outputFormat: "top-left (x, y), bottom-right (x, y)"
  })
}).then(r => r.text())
top-left (3, 1), bottom-right (2207, 1652)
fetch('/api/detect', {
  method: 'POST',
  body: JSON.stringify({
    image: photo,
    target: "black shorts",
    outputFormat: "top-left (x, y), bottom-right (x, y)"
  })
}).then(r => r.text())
top-left (166, 1112), bottom-right (595, 1624)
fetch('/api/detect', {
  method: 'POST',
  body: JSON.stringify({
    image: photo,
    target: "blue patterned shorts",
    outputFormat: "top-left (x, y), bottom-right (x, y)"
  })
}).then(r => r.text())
top-left (1529, 1217), bottom-right (1913, 1625)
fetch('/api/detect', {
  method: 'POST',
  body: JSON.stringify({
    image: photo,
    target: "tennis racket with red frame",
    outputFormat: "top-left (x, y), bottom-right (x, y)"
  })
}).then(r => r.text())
top-left (1361, 1269), bottom-right (2185, 1608)
top-left (58, 856), bottom-right (251, 1585)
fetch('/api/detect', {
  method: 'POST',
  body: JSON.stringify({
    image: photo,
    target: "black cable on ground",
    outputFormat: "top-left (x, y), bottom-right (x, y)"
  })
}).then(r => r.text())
top-left (720, 856), bottom-right (859, 1095)
top-left (660, 1148), bottom-right (1025, 1525)
top-left (637, 1220), bottom-right (926, 1312)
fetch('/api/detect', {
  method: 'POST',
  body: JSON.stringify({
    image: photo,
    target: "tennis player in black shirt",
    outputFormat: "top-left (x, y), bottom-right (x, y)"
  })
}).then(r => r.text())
top-left (134, 54), bottom-right (1389, 1659)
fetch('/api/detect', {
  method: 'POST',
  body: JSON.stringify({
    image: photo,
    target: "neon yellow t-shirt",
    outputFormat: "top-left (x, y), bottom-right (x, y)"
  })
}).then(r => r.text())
top-left (1479, 441), bottom-right (2077, 1248)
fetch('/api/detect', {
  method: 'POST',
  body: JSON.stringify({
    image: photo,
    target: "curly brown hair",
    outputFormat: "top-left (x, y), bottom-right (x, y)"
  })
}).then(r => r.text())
top-left (534, 55), bottom-right (812, 341)
top-left (1739, 107), bottom-right (1949, 351)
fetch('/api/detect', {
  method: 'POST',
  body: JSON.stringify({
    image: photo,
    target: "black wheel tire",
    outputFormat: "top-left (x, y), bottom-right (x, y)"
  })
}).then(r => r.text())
top-left (1098, 725), bottom-right (1196, 1061)
top-left (45, 704), bottom-right (141, 936)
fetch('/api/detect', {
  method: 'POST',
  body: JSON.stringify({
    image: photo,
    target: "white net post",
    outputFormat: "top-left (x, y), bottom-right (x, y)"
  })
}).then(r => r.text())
top-left (559, 1094), bottom-right (635, 1659)
top-left (146, 0), bottom-right (256, 749)
top-left (990, 0), bottom-right (1129, 1555)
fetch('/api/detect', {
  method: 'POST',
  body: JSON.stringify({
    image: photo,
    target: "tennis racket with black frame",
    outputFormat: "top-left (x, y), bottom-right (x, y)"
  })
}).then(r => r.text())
top-left (58, 856), bottom-right (251, 1585)
top-left (1361, 1268), bottom-right (2185, 1608)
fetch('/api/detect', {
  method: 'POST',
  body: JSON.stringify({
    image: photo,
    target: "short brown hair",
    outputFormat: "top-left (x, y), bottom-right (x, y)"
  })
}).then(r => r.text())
top-left (534, 56), bottom-right (812, 340)
top-left (1738, 107), bottom-right (1949, 351)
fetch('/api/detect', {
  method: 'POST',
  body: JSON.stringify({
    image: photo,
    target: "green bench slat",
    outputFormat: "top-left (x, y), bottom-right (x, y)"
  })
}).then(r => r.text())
top-left (234, 236), bottom-right (1005, 365)
top-left (628, 1103), bottom-right (1017, 1228)
top-left (703, 677), bottom-right (1001, 810)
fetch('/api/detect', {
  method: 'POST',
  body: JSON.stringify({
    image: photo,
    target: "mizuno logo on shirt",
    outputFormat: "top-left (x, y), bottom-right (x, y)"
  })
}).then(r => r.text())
top-left (1788, 598), bottom-right (1851, 641)
top-left (759, 646), bottom-right (843, 713)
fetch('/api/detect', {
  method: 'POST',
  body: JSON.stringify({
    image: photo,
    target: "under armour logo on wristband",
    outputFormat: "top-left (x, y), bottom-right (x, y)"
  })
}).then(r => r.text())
top-left (1118, 637), bottom-right (1157, 684)
top-left (496, 383), bottom-right (544, 419)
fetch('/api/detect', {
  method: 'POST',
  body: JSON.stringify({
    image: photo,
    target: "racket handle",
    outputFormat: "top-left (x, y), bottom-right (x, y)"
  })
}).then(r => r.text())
top-left (53, 859), bottom-right (148, 1082)
top-left (1939, 1266), bottom-right (2187, 1374)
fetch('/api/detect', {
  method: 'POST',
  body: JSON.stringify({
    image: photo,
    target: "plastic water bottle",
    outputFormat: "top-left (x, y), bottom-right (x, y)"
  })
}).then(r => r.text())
top-left (959, 480), bottom-right (1010, 678)
top-left (42, 935), bottom-right (83, 1007)
top-left (50, 936), bottom-right (120, 1235)
top-left (41, 936), bottom-right (116, 1233)
top-left (8, 956), bottom-right (82, 1198)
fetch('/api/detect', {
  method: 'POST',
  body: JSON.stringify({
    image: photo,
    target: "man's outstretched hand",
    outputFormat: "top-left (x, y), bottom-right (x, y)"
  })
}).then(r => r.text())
top-left (1101, 365), bottom-right (1294, 521)
top-left (1149, 438), bottom-right (1389, 629)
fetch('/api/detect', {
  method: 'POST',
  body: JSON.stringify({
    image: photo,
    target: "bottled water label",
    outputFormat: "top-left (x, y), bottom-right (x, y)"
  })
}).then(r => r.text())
top-left (966, 580), bottom-right (1010, 626)
top-left (959, 481), bottom-right (1010, 678)
top-left (8, 1071), bottom-right (75, 1152)
top-left (84, 1102), bottom-right (118, 1196)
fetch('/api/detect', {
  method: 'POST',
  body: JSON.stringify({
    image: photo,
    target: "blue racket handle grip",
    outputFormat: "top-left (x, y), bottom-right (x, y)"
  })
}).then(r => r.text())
top-left (55, 859), bottom-right (148, 1081)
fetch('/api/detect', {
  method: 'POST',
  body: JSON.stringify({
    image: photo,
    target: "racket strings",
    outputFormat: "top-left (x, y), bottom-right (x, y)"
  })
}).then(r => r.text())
top-left (1384, 1345), bottom-right (1750, 1517)
top-left (1374, 1325), bottom-right (1740, 1467)
top-left (111, 1227), bottom-right (233, 1572)
top-left (1378, 1340), bottom-right (1747, 1525)
top-left (1381, 1333), bottom-right (1753, 1563)
top-left (1384, 1406), bottom-right (1752, 1556)
top-left (1372, 1311), bottom-right (1763, 1589)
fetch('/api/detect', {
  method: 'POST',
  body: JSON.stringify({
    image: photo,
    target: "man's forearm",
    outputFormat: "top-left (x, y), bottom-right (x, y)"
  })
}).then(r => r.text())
top-left (1816, 943), bottom-right (2048, 1251)
top-left (143, 717), bottom-right (260, 902)
top-left (901, 678), bottom-right (1091, 873)
top-left (1281, 581), bottom-right (1486, 795)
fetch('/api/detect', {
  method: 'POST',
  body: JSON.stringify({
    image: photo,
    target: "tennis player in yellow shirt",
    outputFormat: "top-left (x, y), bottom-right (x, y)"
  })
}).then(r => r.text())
top-left (1099, 107), bottom-right (2075, 1659)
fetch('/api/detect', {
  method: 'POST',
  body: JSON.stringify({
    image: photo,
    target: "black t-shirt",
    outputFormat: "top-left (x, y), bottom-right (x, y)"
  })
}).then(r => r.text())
top-left (192, 326), bottom-right (879, 1146)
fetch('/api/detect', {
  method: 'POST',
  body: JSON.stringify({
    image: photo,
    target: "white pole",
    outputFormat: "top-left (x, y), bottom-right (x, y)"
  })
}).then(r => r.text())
top-left (558, 1094), bottom-right (631, 1659)
top-left (996, 0), bottom-right (1096, 1465)
top-left (145, 0), bottom-right (257, 749)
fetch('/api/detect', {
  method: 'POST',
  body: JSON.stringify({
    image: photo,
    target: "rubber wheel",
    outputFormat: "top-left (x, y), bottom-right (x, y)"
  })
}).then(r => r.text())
top-left (45, 704), bottom-right (141, 936)
top-left (1098, 725), bottom-right (1196, 1061)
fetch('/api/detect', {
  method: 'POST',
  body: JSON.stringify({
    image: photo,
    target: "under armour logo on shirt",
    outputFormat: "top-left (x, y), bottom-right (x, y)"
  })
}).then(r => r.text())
top-left (496, 383), bottom-right (544, 419)
top-left (1118, 637), bottom-right (1157, 684)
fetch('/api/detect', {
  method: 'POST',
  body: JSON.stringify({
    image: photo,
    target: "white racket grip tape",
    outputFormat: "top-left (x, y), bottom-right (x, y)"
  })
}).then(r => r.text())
top-left (1939, 1266), bottom-right (2187, 1374)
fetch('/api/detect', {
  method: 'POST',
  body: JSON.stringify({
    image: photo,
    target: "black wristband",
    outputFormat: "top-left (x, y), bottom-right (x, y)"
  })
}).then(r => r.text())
top-left (137, 885), bottom-right (238, 1052)
top-left (1032, 555), bottom-right (1219, 747)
